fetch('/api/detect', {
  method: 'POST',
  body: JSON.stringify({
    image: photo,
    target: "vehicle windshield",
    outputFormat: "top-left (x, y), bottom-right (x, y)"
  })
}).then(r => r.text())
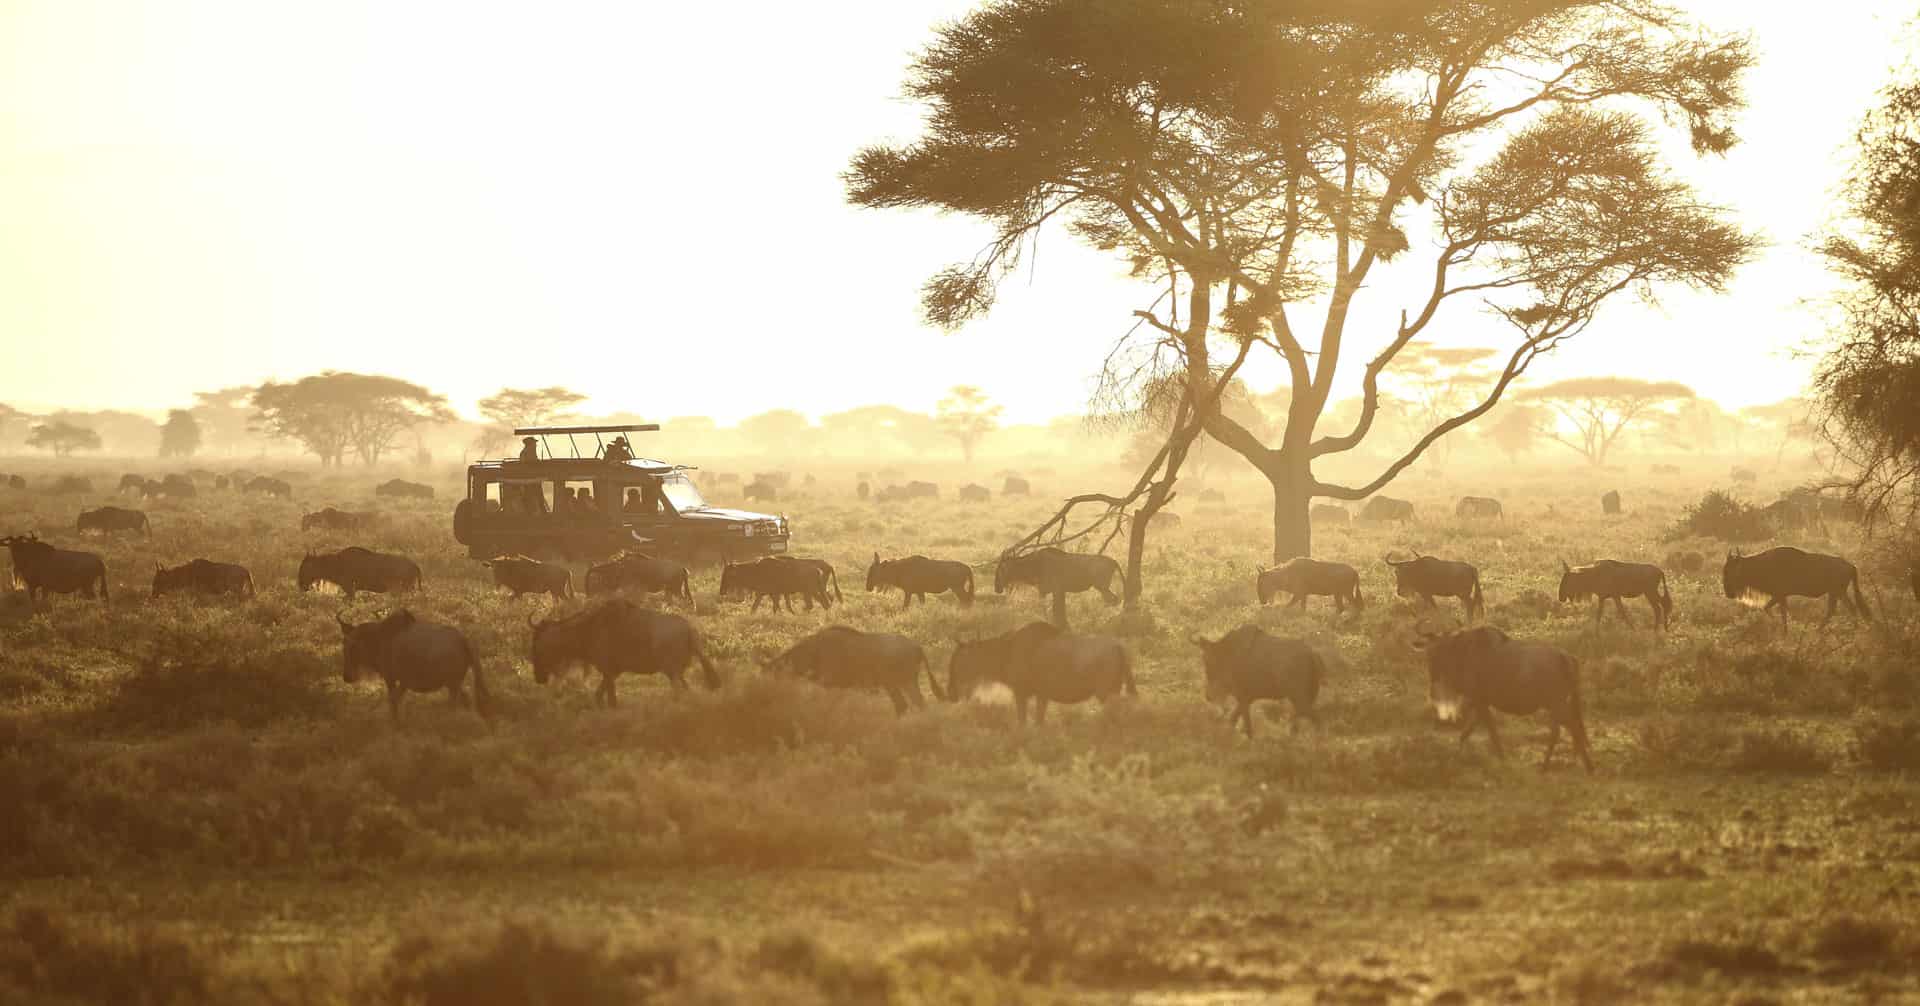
top-left (658, 472), bottom-right (707, 511)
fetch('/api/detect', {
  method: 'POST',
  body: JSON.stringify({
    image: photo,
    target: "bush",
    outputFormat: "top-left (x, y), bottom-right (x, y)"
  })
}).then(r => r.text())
top-left (1854, 717), bottom-right (1920, 772)
top-left (1730, 729), bottom-right (1829, 775)
top-left (0, 908), bottom-right (216, 1006)
top-left (1665, 490), bottom-right (1771, 543)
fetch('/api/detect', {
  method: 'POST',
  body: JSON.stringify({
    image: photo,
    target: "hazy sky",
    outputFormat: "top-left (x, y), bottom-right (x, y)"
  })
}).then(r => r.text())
top-left (0, 2), bottom-right (1909, 425)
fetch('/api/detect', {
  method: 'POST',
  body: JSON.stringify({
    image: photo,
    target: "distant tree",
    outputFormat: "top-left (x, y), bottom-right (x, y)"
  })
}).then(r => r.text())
top-left (1520, 377), bottom-right (1695, 467)
top-left (1485, 404), bottom-right (1550, 463)
top-left (0, 404), bottom-right (26, 446)
top-left (27, 421), bottom-right (101, 457)
top-left (1742, 397), bottom-right (1819, 467)
top-left (254, 372), bottom-right (453, 467)
top-left (1652, 398), bottom-right (1735, 454)
top-left (935, 386), bottom-right (1003, 463)
top-left (736, 409), bottom-right (817, 456)
top-left (821, 405), bottom-right (941, 456)
top-left (477, 387), bottom-right (587, 430)
top-left (158, 410), bottom-right (202, 458)
top-left (1813, 74), bottom-right (1920, 521)
top-left (191, 387), bottom-right (259, 456)
top-left (1384, 348), bottom-right (1501, 472)
top-left (468, 424), bottom-right (513, 459)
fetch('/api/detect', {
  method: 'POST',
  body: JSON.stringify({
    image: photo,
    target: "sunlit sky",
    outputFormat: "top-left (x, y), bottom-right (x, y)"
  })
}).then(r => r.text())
top-left (0, 2), bottom-right (1909, 425)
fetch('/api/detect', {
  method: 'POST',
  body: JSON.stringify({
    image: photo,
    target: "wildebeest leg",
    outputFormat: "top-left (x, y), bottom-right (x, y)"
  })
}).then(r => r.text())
top-left (749, 592), bottom-right (763, 613)
top-left (1234, 699), bottom-right (1254, 739)
top-left (1480, 708), bottom-right (1505, 758)
top-left (1050, 592), bottom-right (1068, 628)
top-left (1457, 714), bottom-right (1476, 746)
top-left (887, 687), bottom-right (909, 715)
top-left (1593, 597), bottom-right (1606, 625)
top-left (1542, 720), bottom-right (1561, 770)
top-left (901, 592), bottom-right (911, 611)
top-left (1422, 594), bottom-right (1438, 610)
top-left (1824, 593), bottom-right (1840, 626)
top-left (1014, 694), bottom-right (1029, 726)
top-left (1770, 597), bottom-right (1789, 628)
top-left (1288, 593), bottom-right (1306, 612)
top-left (386, 681), bottom-right (403, 722)
top-left (1646, 595), bottom-right (1664, 630)
top-left (603, 673), bottom-right (619, 707)
top-left (1613, 596), bottom-right (1631, 627)
top-left (1034, 698), bottom-right (1048, 725)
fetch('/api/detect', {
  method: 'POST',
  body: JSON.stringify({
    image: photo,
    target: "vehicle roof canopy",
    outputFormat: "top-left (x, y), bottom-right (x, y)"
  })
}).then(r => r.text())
top-left (470, 457), bottom-right (682, 481)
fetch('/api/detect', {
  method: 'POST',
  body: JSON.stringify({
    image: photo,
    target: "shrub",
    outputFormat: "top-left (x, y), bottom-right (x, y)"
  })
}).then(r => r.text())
top-left (0, 907), bottom-right (216, 1006)
top-left (1665, 490), bottom-right (1771, 543)
top-left (1730, 729), bottom-right (1829, 775)
top-left (1854, 717), bottom-right (1920, 772)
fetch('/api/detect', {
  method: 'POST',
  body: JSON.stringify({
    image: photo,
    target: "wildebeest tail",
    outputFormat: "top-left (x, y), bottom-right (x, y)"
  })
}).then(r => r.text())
top-left (959, 566), bottom-right (975, 605)
top-left (921, 649), bottom-right (945, 701)
top-left (465, 636), bottom-right (492, 720)
top-left (141, 514), bottom-right (150, 538)
top-left (828, 567), bottom-right (843, 602)
top-left (1469, 574), bottom-right (1484, 619)
top-left (1565, 655), bottom-right (1592, 770)
top-left (1657, 572), bottom-right (1673, 620)
top-left (97, 565), bottom-right (109, 602)
top-left (691, 630), bottom-right (722, 690)
top-left (1120, 647), bottom-right (1137, 697)
top-left (1851, 565), bottom-right (1873, 622)
top-left (244, 571), bottom-right (257, 598)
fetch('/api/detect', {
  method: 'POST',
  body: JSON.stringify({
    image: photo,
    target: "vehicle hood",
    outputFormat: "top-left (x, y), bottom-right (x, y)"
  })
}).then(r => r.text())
top-left (670, 506), bottom-right (782, 524)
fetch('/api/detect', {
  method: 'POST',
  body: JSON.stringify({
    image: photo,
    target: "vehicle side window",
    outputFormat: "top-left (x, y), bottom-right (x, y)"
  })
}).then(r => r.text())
top-left (557, 480), bottom-right (606, 520)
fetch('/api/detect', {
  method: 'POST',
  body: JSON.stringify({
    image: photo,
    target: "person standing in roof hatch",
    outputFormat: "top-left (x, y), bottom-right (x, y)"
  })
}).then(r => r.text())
top-left (519, 437), bottom-right (539, 461)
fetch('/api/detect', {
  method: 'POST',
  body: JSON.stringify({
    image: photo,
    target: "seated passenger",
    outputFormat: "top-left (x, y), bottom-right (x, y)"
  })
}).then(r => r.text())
top-left (603, 436), bottom-right (633, 463)
top-left (556, 487), bottom-right (576, 513)
top-left (624, 488), bottom-right (645, 513)
top-left (577, 488), bottom-right (596, 512)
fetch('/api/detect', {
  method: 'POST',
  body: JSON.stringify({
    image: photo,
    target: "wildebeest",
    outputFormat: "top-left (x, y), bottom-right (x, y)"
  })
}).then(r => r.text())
top-left (584, 553), bottom-right (693, 601)
top-left (1310, 503), bottom-right (1350, 525)
top-left (1601, 490), bottom-right (1622, 515)
top-left (76, 506), bottom-right (150, 537)
top-left (1414, 624), bottom-right (1590, 772)
top-left (994, 546), bottom-right (1122, 624)
top-left (1722, 546), bottom-right (1870, 627)
top-left (338, 610), bottom-right (489, 721)
top-left (152, 559), bottom-right (255, 598)
top-left (1360, 496), bottom-right (1415, 522)
top-left (483, 555), bottom-right (572, 600)
top-left (118, 473), bottom-right (149, 495)
top-left (212, 475), bottom-right (230, 491)
top-left (959, 483), bottom-right (991, 503)
top-left (1190, 626), bottom-right (1326, 737)
top-left (742, 481), bottom-right (777, 502)
top-left (298, 546), bottom-right (421, 599)
top-left (375, 479), bottom-right (434, 500)
top-left (301, 507), bottom-right (375, 532)
top-left (157, 474), bottom-right (196, 498)
top-left (1384, 553), bottom-right (1483, 619)
top-left (47, 476), bottom-right (92, 495)
top-left (856, 481), bottom-right (870, 501)
top-left (763, 626), bottom-right (942, 714)
top-left (866, 553), bottom-right (975, 608)
top-left (0, 534), bottom-right (107, 600)
top-left (528, 599), bottom-right (719, 704)
top-left (1731, 466), bottom-right (1757, 484)
top-left (946, 621), bottom-right (1135, 725)
top-left (753, 471), bottom-right (793, 489)
top-left (906, 480), bottom-right (939, 499)
top-left (1455, 496), bottom-right (1503, 520)
top-left (1558, 559), bottom-right (1673, 630)
top-left (1255, 558), bottom-right (1364, 614)
top-left (1002, 476), bottom-right (1031, 496)
top-left (718, 556), bottom-right (832, 612)
top-left (3, 475), bottom-right (23, 490)
top-left (246, 476), bottom-right (293, 500)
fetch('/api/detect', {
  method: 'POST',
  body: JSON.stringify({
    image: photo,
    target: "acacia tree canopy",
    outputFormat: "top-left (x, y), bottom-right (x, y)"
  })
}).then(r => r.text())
top-left (935, 386), bottom-right (1003, 463)
top-left (1518, 376), bottom-right (1694, 466)
top-left (478, 387), bottom-right (587, 429)
top-left (850, 0), bottom-right (1758, 560)
top-left (253, 372), bottom-right (452, 467)
top-left (27, 421), bottom-right (101, 457)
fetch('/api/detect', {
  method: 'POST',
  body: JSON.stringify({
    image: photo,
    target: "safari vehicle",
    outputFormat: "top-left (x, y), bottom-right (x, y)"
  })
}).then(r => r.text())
top-left (452, 424), bottom-right (789, 562)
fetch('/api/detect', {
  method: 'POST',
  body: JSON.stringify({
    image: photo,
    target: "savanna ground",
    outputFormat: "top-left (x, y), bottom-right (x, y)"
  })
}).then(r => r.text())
top-left (3, 456), bottom-right (1919, 1005)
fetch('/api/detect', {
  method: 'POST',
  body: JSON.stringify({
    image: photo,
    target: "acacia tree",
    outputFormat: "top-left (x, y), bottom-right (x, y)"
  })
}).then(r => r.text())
top-left (191, 387), bottom-right (259, 456)
top-left (850, 0), bottom-right (1758, 560)
top-left (1519, 377), bottom-right (1693, 466)
top-left (1382, 347), bottom-right (1499, 473)
top-left (254, 372), bottom-right (452, 466)
top-left (27, 422), bottom-right (101, 457)
top-left (477, 387), bottom-right (587, 429)
top-left (1485, 402), bottom-right (1549, 463)
top-left (158, 410), bottom-right (202, 458)
top-left (737, 409), bottom-right (817, 456)
top-left (935, 386), bottom-right (1003, 462)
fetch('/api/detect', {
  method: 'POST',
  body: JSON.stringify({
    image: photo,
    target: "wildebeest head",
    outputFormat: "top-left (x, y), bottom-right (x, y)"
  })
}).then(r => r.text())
top-left (1384, 553), bottom-right (1423, 599)
top-left (526, 610), bottom-right (588, 685)
top-left (338, 609), bottom-right (414, 683)
top-left (152, 563), bottom-right (184, 597)
top-left (865, 553), bottom-right (888, 593)
top-left (1721, 551), bottom-right (1747, 600)
top-left (1411, 623), bottom-right (1506, 722)
top-left (1188, 633), bottom-right (1238, 703)
top-left (717, 562), bottom-right (742, 598)
top-left (1557, 560), bottom-right (1589, 604)
top-left (991, 552), bottom-right (1029, 595)
top-left (944, 637), bottom-right (999, 701)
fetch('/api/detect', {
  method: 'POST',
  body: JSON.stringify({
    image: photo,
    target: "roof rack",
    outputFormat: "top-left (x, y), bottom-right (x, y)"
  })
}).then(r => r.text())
top-left (513, 424), bottom-right (658, 436)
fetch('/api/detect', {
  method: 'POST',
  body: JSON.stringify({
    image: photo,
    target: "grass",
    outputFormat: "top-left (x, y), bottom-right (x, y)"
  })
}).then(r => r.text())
top-left (2, 454), bottom-right (1919, 1002)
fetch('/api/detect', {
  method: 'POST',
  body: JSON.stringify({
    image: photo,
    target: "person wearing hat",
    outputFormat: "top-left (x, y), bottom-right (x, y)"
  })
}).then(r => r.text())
top-left (603, 436), bottom-right (633, 463)
top-left (518, 437), bottom-right (540, 461)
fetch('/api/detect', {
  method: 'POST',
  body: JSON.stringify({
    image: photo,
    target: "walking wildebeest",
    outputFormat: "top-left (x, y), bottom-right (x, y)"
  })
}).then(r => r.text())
top-left (742, 481), bottom-right (777, 502)
top-left (1601, 490), bottom-right (1622, 515)
top-left (528, 599), bottom-right (719, 705)
top-left (763, 626), bottom-right (942, 714)
top-left (483, 555), bottom-right (572, 600)
top-left (856, 481), bottom-right (870, 501)
top-left (152, 559), bottom-right (255, 598)
top-left (117, 473), bottom-right (148, 494)
top-left (246, 476), bottom-right (293, 500)
top-left (0, 534), bottom-right (107, 600)
top-left (718, 556), bottom-right (832, 612)
top-left (76, 506), bottom-right (150, 537)
top-left (1559, 559), bottom-right (1673, 630)
top-left (301, 507), bottom-right (375, 532)
top-left (1413, 624), bottom-right (1591, 772)
top-left (1360, 496), bottom-right (1415, 522)
top-left (1455, 496), bottom-right (1503, 520)
top-left (584, 553), bottom-right (693, 601)
top-left (375, 479), bottom-right (434, 500)
top-left (994, 547), bottom-right (1122, 625)
top-left (338, 610), bottom-right (489, 722)
top-left (946, 621), bottom-right (1135, 725)
top-left (1384, 553), bottom-right (1484, 619)
top-left (959, 484), bottom-right (991, 503)
top-left (1191, 626), bottom-right (1326, 738)
top-left (1310, 503), bottom-right (1351, 525)
top-left (1002, 476), bottom-right (1031, 496)
top-left (905, 480), bottom-right (939, 499)
top-left (298, 547), bottom-right (421, 599)
top-left (1255, 558), bottom-right (1364, 614)
top-left (867, 553), bottom-right (975, 608)
top-left (157, 474), bottom-right (196, 498)
top-left (1722, 546), bottom-right (1870, 627)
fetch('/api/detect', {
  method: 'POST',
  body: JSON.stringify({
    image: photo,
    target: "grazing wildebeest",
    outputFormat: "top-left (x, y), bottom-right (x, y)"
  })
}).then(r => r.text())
top-left (1002, 476), bottom-right (1031, 496)
top-left (1310, 503), bottom-right (1350, 525)
top-left (584, 553), bottom-right (693, 601)
top-left (1199, 488), bottom-right (1226, 505)
top-left (753, 471), bottom-right (793, 489)
top-left (483, 555), bottom-right (572, 600)
top-left (994, 546), bottom-right (1122, 624)
top-left (1731, 466), bottom-right (1757, 484)
top-left (298, 546), bottom-right (421, 599)
top-left (118, 473), bottom-right (149, 495)
top-left (301, 507), bottom-right (375, 532)
top-left (856, 481), bottom-right (870, 501)
top-left (48, 476), bottom-right (92, 495)
top-left (76, 506), bottom-right (150, 537)
top-left (338, 610), bottom-right (489, 721)
top-left (906, 480), bottom-right (939, 499)
top-left (157, 474), bottom-right (196, 498)
top-left (1723, 546), bottom-right (1870, 627)
top-left (528, 599), bottom-right (719, 704)
top-left (152, 559), bottom-right (255, 598)
top-left (742, 481), bottom-right (777, 502)
top-left (763, 625), bottom-right (942, 714)
top-left (3, 475), bottom-right (23, 490)
top-left (1558, 559), bottom-right (1673, 630)
top-left (718, 556), bottom-right (831, 612)
top-left (212, 475), bottom-right (230, 491)
top-left (959, 484), bottom-right (991, 503)
top-left (1190, 626), bottom-right (1325, 737)
top-left (1455, 496), bottom-right (1503, 520)
top-left (866, 553), bottom-right (975, 608)
top-left (0, 534), bottom-right (107, 600)
top-left (874, 484), bottom-right (909, 504)
top-left (1384, 553), bottom-right (1483, 619)
top-left (1255, 558), bottom-right (1364, 614)
top-left (375, 479), bottom-right (434, 500)
top-left (1601, 490), bottom-right (1622, 515)
top-left (946, 621), bottom-right (1135, 725)
top-left (246, 476), bottom-right (293, 500)
top-left (1360, 496), bottom-right (1415, 522)
top-left (1413, 624), bottom-right (1591, 772)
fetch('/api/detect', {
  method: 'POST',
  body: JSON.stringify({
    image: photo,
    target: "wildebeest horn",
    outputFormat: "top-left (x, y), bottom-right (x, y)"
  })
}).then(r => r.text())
top-left (1188, 633), bottom-right (1210, 647)
top-left (1561, 559), bottom-right (1570, 573)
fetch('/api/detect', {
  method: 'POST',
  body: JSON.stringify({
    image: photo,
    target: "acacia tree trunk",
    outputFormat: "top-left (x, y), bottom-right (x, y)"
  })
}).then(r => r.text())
top-left (1267, 453), bottom-right (1314, 564)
